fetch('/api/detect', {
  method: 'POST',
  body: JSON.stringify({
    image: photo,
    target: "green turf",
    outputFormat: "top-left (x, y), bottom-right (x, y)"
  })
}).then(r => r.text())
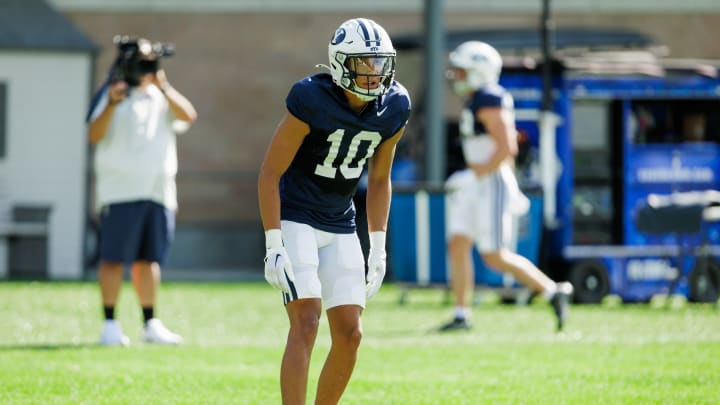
top-left (1, 281), bottom-right (718, 404)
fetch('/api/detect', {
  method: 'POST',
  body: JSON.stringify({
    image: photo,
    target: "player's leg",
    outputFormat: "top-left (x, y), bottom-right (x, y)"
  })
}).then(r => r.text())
top-left (477, 173), bottom-right (573, 330)
top-left (445, 234), bottom-right (474, 324)
top-left (134, 201), bottom-right (181, 344)
top-left (477, 172), bottom-right (556, 294)
top-left (482, 248), bottom-right (555, 293)
top-left (279, 221), bottom-right (324, 403)
top-left (475, 171), bottom-right (555, 293)
top-left (316, 304), bottom-right (363, 405)
top-left (315, 232), bottom-right (366, 402)
top-left (482, 248), bottom-right (572, 330)
top-left (282, 298), bottom-right (323, 404)
top-left (439, 185), bottom-right (476, 331)
top-left (476, 172), bottom-right (555, 294)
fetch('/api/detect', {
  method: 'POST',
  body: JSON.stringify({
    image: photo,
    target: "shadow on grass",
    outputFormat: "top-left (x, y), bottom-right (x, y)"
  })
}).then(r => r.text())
top-left (0, 342), bottom-right (101, 351)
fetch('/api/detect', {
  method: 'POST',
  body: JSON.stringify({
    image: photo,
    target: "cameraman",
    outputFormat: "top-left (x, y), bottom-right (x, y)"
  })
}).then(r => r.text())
top-left (88, 37), bottom-right (197, 346)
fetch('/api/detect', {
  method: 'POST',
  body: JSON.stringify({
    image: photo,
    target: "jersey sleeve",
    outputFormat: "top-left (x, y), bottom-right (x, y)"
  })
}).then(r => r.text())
top-left (285, 78), bottom-right (316, 123)
top-left (471, 85), bottom-right (504, 110)
top-left (389, 81), bottom-right (412, 135)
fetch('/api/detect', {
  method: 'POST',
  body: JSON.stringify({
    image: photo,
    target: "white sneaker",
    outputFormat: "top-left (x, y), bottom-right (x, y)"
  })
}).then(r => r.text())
top-left (143, 318), bottom-right (183, 345)
top-left (99, 320), bottom-right (130, 347)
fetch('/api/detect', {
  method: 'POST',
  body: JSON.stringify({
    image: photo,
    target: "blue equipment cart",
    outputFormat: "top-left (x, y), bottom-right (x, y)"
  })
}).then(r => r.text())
top-left (390, 28), bottom-right (720, 303)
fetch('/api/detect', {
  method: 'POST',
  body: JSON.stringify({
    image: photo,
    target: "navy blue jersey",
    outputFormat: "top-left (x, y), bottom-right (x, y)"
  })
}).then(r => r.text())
top-left (281, 73), bottom-right (411, 233)
top-left (459, 83), bottom-right (514, 138)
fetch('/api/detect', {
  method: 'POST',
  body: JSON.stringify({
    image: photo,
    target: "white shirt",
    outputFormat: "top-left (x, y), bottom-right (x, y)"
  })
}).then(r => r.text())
top-left (90, 84), bottom-right (178, 212)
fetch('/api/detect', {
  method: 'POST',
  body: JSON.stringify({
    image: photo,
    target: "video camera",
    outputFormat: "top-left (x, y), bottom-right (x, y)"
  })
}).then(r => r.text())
top-left (110, 35), bottom-right (175, 86)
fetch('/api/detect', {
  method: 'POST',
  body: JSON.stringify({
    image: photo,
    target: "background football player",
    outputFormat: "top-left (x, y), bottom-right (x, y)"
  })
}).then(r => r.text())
top-left (439, 41), bottom-right (573, 332)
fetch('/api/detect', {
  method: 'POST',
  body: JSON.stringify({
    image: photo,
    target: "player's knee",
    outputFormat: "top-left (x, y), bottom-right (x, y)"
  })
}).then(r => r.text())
top-left (481, 251), bottom-right (505, 269)
top-left (448, 235), bottom-right (472, 256)
top-left (289, 313), bottom-right (321, 341)
top-left (300, 316), bottom-right (321, 334)
top-left (334, 326), bottom-right (362, 350)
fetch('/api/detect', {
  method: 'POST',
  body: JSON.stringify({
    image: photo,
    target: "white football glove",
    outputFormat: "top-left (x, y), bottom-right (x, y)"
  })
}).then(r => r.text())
top-left (264, 229), bottom-right (295, 294)
top-left (366, 231), bottom-right (387, 299)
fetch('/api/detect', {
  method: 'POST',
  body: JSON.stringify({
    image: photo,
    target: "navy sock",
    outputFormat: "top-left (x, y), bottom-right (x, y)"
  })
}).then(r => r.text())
top-left (103, 306), bottom-right (115, 320)
top-left (142, 307), bottom-right (154, 324)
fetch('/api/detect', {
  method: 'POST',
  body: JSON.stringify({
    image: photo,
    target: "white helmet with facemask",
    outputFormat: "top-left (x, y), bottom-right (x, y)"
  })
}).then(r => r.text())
top-left (327, 18), bottom-right (396, 101)
top-left (448, 41), bottom-right (502, 96)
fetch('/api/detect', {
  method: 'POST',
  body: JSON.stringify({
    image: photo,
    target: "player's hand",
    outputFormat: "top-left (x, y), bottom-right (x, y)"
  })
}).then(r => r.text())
top-left (366, 231), bottom-right (387, 299)
top-left (264, 229), bottom-right (295, 293)
top-left (264, 247), bottom-right (295, 293)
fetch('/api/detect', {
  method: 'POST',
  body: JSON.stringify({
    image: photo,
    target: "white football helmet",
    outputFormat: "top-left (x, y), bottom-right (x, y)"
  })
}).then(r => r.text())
top-left (327, 18), bottom-right (396, 101)
top-left (447, 41), bottom-right (502, 95)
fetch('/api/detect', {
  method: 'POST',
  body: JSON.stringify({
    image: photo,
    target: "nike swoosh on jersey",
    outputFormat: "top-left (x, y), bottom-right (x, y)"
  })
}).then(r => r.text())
top-left (376, 106), bottom-right (388, 116)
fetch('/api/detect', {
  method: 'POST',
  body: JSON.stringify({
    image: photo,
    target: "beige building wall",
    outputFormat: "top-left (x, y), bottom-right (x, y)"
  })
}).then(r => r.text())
top-left (63, 11), bottom-right (720, 227)
top-left (0, 51), bottom-right (92, 279)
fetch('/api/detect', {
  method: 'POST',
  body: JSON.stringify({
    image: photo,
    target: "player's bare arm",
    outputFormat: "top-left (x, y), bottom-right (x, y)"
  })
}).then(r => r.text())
top-left (365, 125), bottom-right (405, 299)
top-left (366, 126), bottom-right (406, 232)
top-left (469, 107), bottom-right (514, 177)
top-left (258, 112), bottom-right (310, 230)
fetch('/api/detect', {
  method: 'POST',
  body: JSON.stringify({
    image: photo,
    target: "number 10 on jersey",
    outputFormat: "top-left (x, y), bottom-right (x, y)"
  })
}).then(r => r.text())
top-left (314, 129), bottom-right (382, 179)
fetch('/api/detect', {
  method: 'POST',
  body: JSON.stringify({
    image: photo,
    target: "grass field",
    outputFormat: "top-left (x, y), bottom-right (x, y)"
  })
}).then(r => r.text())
top-left (1, 281), bottom-right (719, 404)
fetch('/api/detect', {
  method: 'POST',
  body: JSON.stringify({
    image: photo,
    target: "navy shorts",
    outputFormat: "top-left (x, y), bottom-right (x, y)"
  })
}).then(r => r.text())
top-left (99, 201), bottom-right (175, 266)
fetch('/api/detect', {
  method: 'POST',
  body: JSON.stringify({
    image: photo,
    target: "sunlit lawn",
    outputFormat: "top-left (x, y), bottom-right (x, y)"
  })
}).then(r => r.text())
top-left (1, 281), bottom-right (719, 404)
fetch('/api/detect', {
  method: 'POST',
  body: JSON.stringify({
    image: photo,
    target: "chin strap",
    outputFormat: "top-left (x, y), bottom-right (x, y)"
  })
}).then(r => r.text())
top-left (315, 64), bottom-right (331, 72)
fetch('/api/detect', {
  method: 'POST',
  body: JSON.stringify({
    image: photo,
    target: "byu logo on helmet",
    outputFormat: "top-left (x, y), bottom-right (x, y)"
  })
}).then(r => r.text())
top-left (471, 54), bottom-right (489, 63)
top-left (331, 28), bottom-right (346, 45)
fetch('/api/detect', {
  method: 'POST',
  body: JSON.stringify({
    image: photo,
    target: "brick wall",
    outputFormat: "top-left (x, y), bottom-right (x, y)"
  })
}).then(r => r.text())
top-left (66, 11), bottom-right (720, 226)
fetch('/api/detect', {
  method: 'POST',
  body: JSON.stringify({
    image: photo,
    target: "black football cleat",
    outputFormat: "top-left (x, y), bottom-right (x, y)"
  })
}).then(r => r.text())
top-left (550, 282), bottom-right (574, 331)
top-left (437, 317), bottom-right (471, 332)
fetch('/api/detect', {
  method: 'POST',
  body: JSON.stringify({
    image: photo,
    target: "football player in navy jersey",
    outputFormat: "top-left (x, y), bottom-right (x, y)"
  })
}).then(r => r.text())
top-left (258, 18), bottom-right (411, 404)
top-left (438, 41), bottom-right (573, 333)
